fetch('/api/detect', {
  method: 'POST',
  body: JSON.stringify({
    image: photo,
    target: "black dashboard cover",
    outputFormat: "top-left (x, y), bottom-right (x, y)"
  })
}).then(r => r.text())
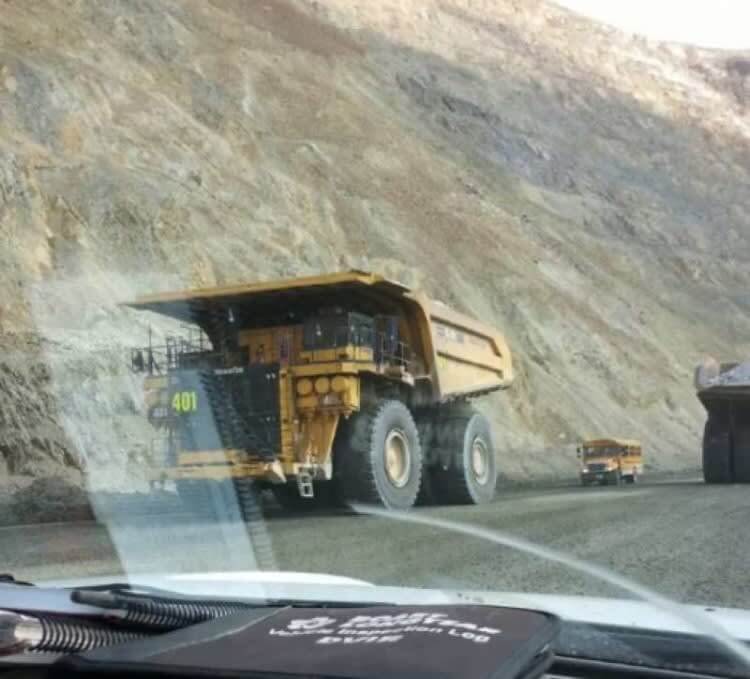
top-left (64, 605), bottom-right (560, 679)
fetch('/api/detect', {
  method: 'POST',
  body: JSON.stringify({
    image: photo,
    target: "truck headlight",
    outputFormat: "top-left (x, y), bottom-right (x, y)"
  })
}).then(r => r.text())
top-left (296, 378), bottom-right (313, 396)
top-left (331, 375), bottom-right (350, 392)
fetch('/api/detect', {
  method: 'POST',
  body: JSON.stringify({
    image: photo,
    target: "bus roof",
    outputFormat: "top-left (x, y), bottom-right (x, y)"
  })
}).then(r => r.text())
top-left (582, 438), bottom-right (642, 448)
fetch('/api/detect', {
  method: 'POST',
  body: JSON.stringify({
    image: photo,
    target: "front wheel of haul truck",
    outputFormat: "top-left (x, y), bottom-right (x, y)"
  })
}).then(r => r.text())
top-left (731, 408), bottom-right (750, 483)
top-left (335, 399), bottom-right (423, 511)
top-left (430, 408), bottom-right (497, 505)
top-left (702, 415), bottom-right (733, 484)
top-left (734, 433), bottom-right (750, 483)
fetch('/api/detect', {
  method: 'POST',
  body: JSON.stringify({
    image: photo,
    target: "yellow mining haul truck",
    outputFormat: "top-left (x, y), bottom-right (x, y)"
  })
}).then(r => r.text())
top-left (127, 271), bottom-right (513, 512)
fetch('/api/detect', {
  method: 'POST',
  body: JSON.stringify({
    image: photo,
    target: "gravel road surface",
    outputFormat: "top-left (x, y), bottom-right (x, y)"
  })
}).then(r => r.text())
top-left (2, 479), bottom-right (748, 608)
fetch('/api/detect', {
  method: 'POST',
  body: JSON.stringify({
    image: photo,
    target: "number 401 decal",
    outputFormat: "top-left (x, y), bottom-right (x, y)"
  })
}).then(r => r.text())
top-left (172, 391), bottom-right (198, 413)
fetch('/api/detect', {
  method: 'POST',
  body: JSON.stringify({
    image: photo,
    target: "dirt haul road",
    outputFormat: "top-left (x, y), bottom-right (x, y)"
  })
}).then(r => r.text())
top-left (1, 479), bottom-right (747, 609)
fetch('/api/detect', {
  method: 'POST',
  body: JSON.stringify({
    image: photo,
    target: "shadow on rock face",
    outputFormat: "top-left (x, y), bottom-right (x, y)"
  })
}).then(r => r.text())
top-left (1, 477), bottom-right (94, 526)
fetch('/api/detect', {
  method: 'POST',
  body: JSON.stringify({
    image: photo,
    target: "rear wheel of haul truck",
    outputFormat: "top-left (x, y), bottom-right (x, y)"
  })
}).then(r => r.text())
top-left (731, 414), bottom-right (750, 483)
top-left (336, 399), bottom-right (423, 510)
top-left (431, 408), bottom-right (497, 505)
top-left (702, 415), bottom-right (733, 483)
top-left (414, 416), bottom-right (438, 505)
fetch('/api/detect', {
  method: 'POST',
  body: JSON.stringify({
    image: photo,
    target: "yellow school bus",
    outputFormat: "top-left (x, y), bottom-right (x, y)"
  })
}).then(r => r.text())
top-left (577, 438), bottom-right (643, 486)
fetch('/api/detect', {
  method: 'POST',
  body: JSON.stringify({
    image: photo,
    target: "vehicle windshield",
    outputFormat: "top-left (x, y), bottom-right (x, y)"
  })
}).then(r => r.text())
top-left (2, 0), bottom-right (749, 676)
top-left (583, 447), bottom-right (621, 458)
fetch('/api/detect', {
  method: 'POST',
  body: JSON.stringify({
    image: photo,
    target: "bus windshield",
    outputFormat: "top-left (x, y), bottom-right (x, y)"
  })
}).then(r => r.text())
top-left (583, 446), bottom-right (622, 458)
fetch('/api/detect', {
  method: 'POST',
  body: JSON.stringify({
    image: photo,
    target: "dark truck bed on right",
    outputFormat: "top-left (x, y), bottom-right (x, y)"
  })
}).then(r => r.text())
top-left (695, 358), bottom-right (750, 483)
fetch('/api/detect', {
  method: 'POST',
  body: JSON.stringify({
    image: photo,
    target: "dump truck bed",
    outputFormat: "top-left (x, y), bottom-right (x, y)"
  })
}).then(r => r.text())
top-left (127, 270), bottom-right (513, 402)
top-left (695, 359), bottom-right (750, 405)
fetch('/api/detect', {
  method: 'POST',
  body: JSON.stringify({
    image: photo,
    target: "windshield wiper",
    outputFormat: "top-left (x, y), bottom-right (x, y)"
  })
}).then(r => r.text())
top-left (0, 610), bottom-right (146, 655)
top-left (71, 589), bottom-right (269, 631)
top-left (0, 583), bottom-right (384, 656)
top-left (71, 585), bottom-right (384, 628)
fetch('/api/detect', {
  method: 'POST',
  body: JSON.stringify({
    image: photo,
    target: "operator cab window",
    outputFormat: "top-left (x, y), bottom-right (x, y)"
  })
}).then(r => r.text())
top-left (303, 312), bottom-right (375, 350)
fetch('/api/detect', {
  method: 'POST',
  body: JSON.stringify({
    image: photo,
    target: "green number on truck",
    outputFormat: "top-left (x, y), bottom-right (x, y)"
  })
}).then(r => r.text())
top-left (172, 391), bottom-right (197, 413)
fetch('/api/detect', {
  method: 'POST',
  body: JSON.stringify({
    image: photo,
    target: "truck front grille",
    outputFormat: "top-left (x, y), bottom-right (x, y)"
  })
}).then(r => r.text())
top-left (170, 364), bottom-right (281, 460)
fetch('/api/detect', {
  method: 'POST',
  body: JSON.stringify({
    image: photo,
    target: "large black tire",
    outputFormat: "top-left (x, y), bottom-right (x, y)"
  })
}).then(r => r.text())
top-left (703, 416), bottom-right (733, 483)
top-left (732, 420), bottom-right (750, 483)
top-left (336, 400), bottom-right (422, 510)
top-left (415, 415), bottom-right (437, 505)
top-left (431, 410), bottom-right (497, 505)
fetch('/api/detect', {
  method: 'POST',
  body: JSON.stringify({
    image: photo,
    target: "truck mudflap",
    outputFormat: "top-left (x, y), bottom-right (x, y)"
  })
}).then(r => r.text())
top-left (169, 364), bottom-right (281, 460)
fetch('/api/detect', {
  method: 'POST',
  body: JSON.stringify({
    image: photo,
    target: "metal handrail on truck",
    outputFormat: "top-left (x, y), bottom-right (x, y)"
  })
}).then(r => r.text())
top-left (130, 326), bottom-right (214, 375)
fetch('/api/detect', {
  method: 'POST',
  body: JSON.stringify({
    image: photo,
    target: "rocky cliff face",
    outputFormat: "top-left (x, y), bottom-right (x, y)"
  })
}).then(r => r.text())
top-left (1, 0), bottom-right (748, 491)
